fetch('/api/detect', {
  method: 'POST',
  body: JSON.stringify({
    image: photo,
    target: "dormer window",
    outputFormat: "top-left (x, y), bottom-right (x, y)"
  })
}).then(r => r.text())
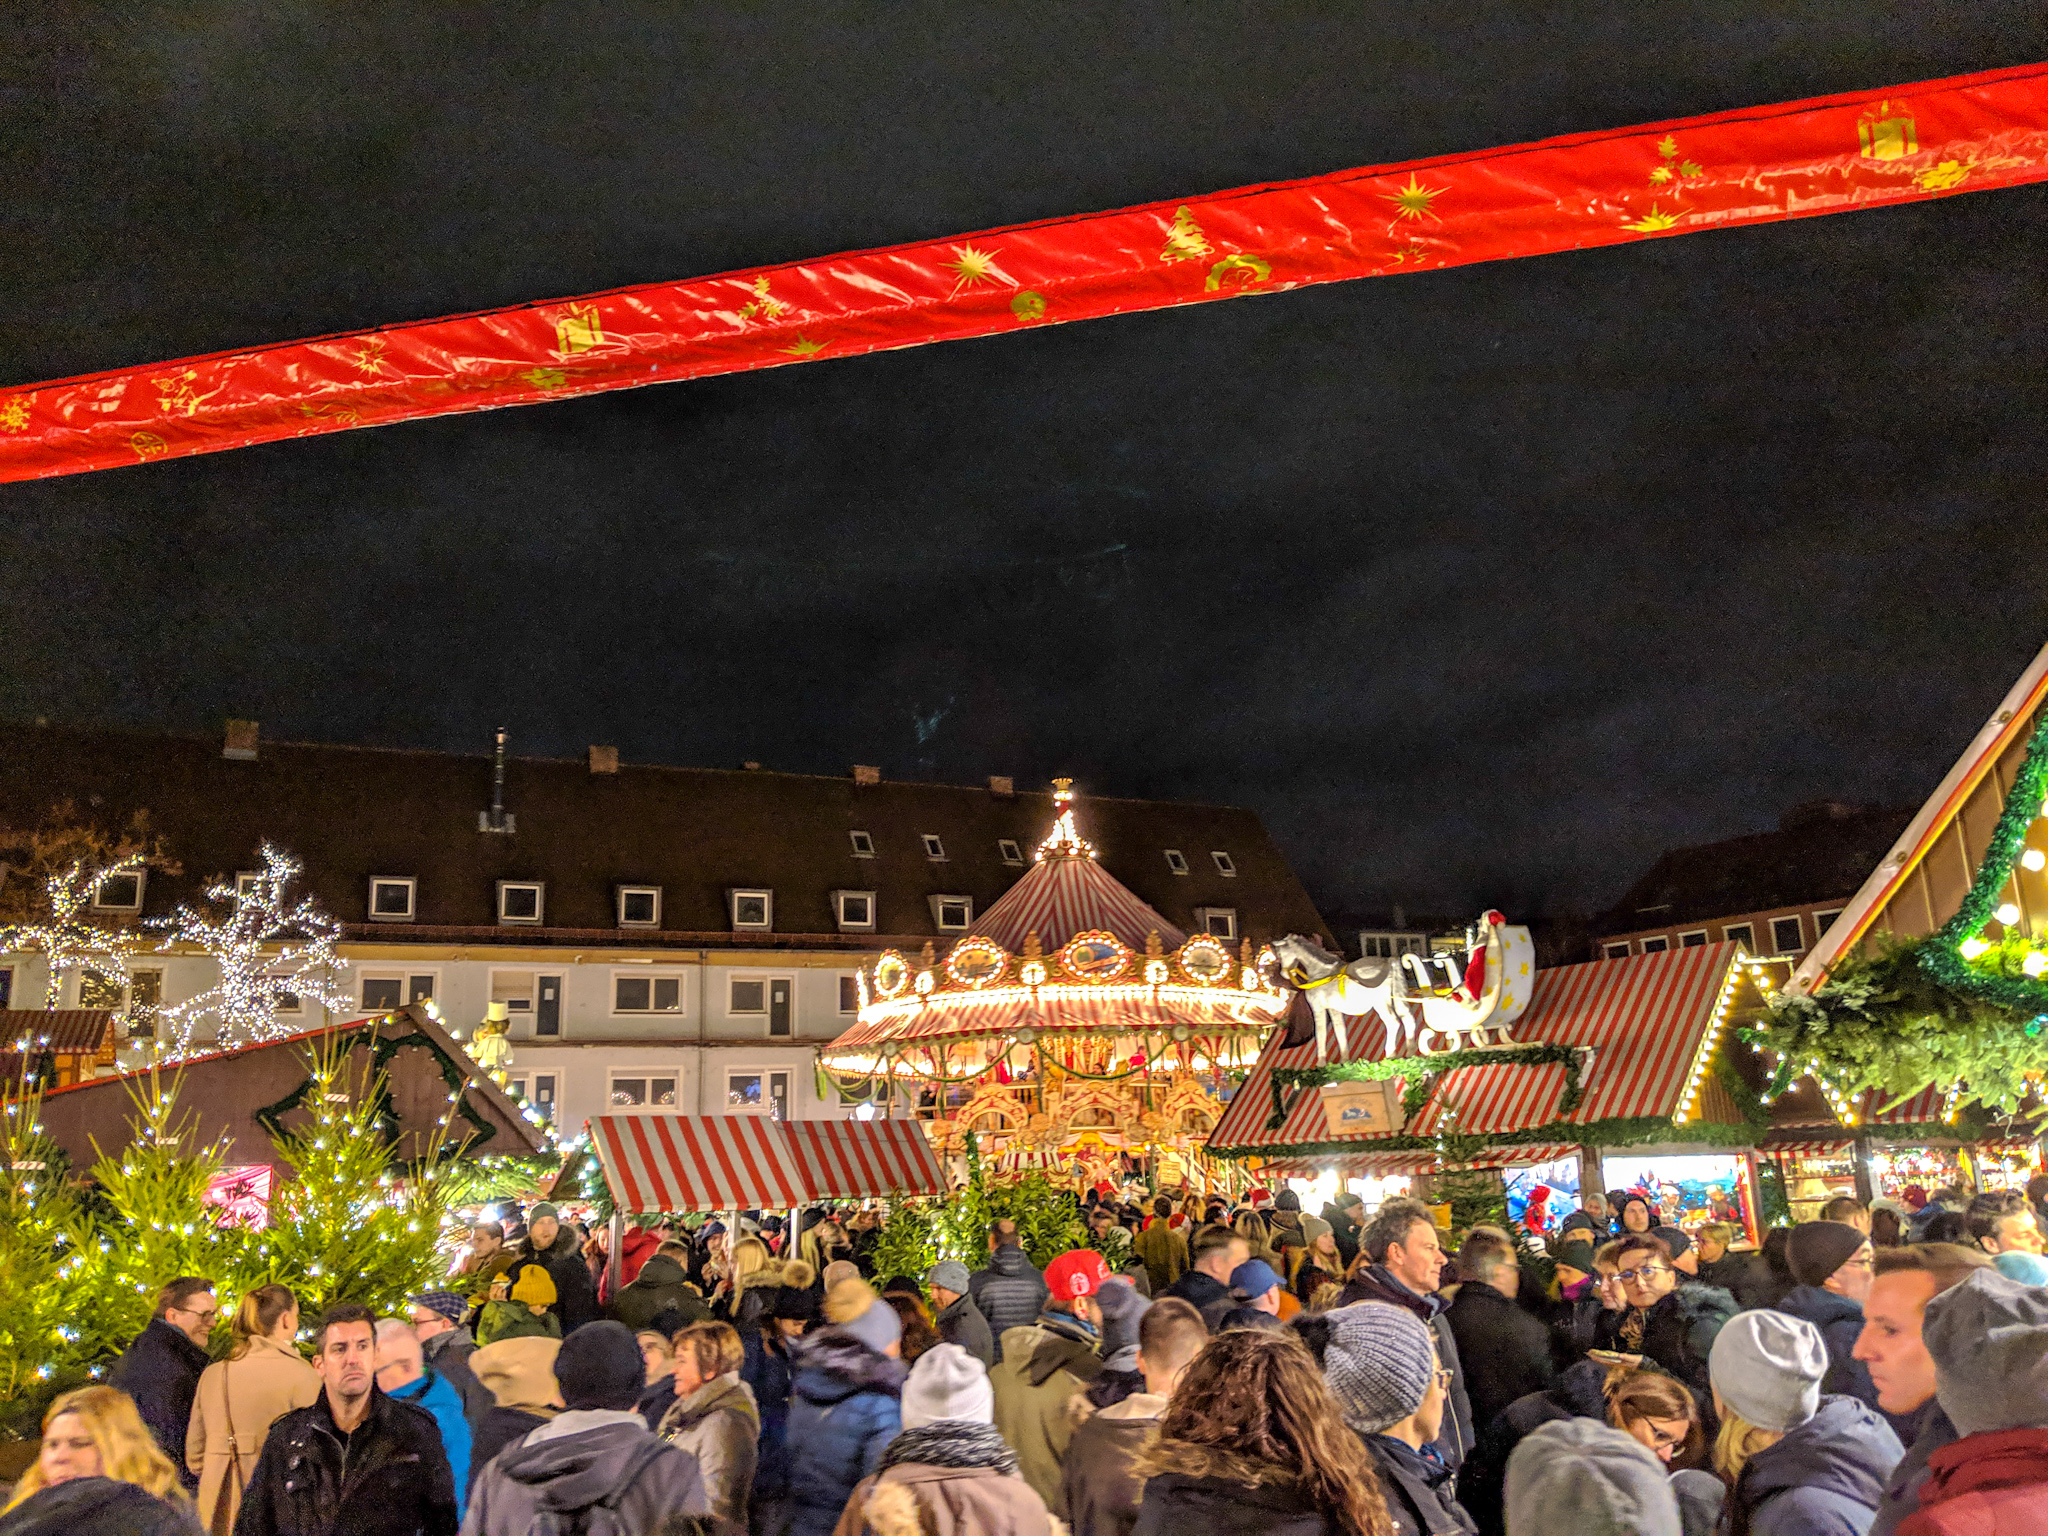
top-left (730, 889), bottom-right (773, 931)
top-left (834, 890), bottom-right (877, 932)
top-left (921, 834), bottom-right (946, 861)
top-left (368, 877), bottom-right (416, 922)
top-left (1211, 851), bottom-right (1237, 877)
top-left (1196, 907), bottom-right (1238, 940)
top-left (998, 839), bottom-right (1024, 866)
top-left (931, 895), bottom-right (972, 931)
top-left (849, 830), bottom-right (875, 858)
top-left (92, 870), bottom-right (145, 911)
top-left (497, 881), bottom-right (545, 925)
top-left (1164, 850), bottom-right (1190, 876)
top-left (617, 886), bottom-right (661, 927)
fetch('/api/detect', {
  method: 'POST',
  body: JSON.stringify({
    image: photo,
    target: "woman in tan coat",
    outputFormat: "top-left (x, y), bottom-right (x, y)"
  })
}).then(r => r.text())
top-left (186, 1284), bottom-right (319, 1536)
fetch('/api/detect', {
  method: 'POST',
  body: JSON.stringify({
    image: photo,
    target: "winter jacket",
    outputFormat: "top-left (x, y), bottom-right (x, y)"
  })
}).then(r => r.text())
top-left (113, 1318), bottom-right (214, 1490)
top-left (1461, 1357), bottom-right (1616, 1536)
top-left (1218, 1306), bottom-right (1287, 1334)
top-left (1699, 1252), bottom-right (1774, 1310)
top-left (937, 1291), bottom-right (997, 1368)
top-left (473, 1301), bottom-right (560, 1348)
top-left (742, 1327), bottom-right (797, 1506)
top-left (234, 1386), bottom-right (458, 1536)
top-left (466, 1408), bottom-right (547, 1491)
top-left (459, 1409), bottom-right (708, 1536)
top-left (522, 1227), bottom-right (603, 1335)
top-left (1337, 1265), bottom-right (1475, 1472)
top-left (0, 1478), bottom-right (203, 1536)
top-left (1321, 1204), bottom-right (1363, 1270)
top-left (458, 1249), bottom-right (518, 1306)
top-left (784, 1331), bottom-right (907, 1536)
top-left (658, 1373), bottom-right (760, 1533)
top-left (1774, 1286), bottom-right (1884, 1414)
top-left (602, 1226), bottom-right (661, 1303)
top-left (1133, 1222), bottom-right (1188, 1294)
top-left (1443, 1282), bottom-right (1555, 1437)
top-left (1895, 1426), bottom-right (2048, 1536)
top-left (1544, 1279), bottom-right (1606, 1369)
top-left (989, 1316), bottom-right (1103, 1507)
top-left (419, 1329), bottom-right (493, 1434)
top-left (1059, 1391), bottom-right (1165, 1536)
top-left (187, 1336), bottom-right (320, 1536)
top-left (1158, 1269), bottom-right (1234, 1333)
top-left (1724, 1394), bottom-right (1903, 1536)
top-left (1364, 1434), bottom-right (1478, 1536)
top-left (835, 1439), bottom-right (1055, 1536)
top-left (1592, 1280), bottom-right (1737, 1395)
top-left (1870, 1404), bottom-right (1955, 1536)
top-left (970, 1247), bottom-right (1050, 1359)
top-left (389, 1369), bottom-right (473, 1517)
top-left (611, 1254), bottom-right (713, 1331)
top-left (1131, 1440), bottom-right (1339, 1536)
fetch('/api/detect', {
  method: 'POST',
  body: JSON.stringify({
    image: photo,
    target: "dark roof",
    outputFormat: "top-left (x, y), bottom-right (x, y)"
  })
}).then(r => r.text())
top-left (0, 723), bottom-right (1329, 950)
top-left (1594, 801), bottom-right (1915, 936)
top-left (0, 1010), bottom-right (116, 1053)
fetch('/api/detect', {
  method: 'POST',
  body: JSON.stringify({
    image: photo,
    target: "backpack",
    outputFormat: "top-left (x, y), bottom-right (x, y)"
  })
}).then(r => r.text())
top-left (530, 1438), bottom-right (675, 1536)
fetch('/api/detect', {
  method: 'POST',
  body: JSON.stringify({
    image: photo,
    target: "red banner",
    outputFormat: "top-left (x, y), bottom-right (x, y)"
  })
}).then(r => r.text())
top-left (3, 63), bottom-right (2044, 483)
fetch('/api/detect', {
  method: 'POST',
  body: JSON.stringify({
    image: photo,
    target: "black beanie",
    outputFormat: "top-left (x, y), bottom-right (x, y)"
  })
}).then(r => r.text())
top-left (553, 1321), bottom-right (645, 1410)
top-left (772, 1285), bottom-right (822, 1324)
top-left (1651, 1225), bottom-right (1692, 1260)
top-left (1787, 1220), bottom-right (1867, 1288)
top-left (1275, 1189), bottom-right (1302, 1212)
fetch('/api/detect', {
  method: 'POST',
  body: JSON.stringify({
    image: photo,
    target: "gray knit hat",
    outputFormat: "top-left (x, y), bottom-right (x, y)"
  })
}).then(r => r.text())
top-left (1505, 1419), bottom-right (1681, 1536)
top-left (1924, 1266), bottom-right (2048, 1435)
top-left (1321, 1303), bottom-right (1435, 1434)
top-left (1095, 1279), bottom-right (1150, 1368)
top-left (1708, 1309), bottom-right (1826, 1431)
top-left (925, 1259), bottom-right (972, 1294)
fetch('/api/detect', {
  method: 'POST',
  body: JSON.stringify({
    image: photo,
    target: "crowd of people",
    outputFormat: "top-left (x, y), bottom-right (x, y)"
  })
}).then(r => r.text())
top-left (8, 1179), bottom-right (2048, 1536)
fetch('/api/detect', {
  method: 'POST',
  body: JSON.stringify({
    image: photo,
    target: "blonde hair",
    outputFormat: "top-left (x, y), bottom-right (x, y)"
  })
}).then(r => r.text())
top-left (4, 1387), bottom-right (189, 1511)
top-left (1713, 1406), bottom-right (1783, 1483)
top-left (728, 1237), bottom-right (771, 1289)
top-left (673, 1320), bottom-right (745, 1379)
top-left (228, 1284), bottom-right (298, 1362)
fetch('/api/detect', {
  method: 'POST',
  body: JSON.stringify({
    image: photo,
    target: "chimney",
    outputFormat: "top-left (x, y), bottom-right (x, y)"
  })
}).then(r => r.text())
top-left (988, 775), bottom-right (1014, 798)
top-left (223, 719), bottom-right (259, 761)
top-left (588, 745), bottom-right (619, 775)
top-left (743, 761), bottom-right (763, 772)
top-left (479, 727), bottom-right (516, 834)
top-left (851, 764), bottom-right (881, 786)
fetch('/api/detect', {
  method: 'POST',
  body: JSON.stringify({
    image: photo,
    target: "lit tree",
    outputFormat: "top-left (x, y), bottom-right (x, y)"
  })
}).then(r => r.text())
top-left (0, 855), bottom-right (144, 1010)
top-left (153, 843), bottom-right (352, 1056)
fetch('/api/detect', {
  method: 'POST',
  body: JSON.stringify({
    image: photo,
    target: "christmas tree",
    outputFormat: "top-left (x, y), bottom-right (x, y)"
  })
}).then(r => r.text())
top-left (0, 1089), bottom-right (98, 1433)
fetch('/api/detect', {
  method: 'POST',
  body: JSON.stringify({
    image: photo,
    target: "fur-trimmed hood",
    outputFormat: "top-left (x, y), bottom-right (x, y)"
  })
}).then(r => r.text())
top-left (791, 1329), bottom-right (908, 1403)
top-left (1667, 1279), bottom-right (1739, 1326)
top-left (1132, 1436), bottom-right (1298, 1488)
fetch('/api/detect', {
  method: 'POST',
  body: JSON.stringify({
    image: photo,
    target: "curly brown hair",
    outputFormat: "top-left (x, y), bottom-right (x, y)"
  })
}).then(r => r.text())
top-left (1154, 1329), bottom-right (1391, 1536)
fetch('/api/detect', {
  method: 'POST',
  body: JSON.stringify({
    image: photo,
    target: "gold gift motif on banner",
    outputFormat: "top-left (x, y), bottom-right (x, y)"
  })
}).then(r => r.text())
top-left (1161, 207), bottom-right (1211, 263)
top-left (1858, 102), bottom-right (1918, 160)
top-left (0, 393), bottom-right (30, 432)
top-left (1205, 254), bottom-right (1271, 292)
top-left (554, 303), bottom-right (607, 357)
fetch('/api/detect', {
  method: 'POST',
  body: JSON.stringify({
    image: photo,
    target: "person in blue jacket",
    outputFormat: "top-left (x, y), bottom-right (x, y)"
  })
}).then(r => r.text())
top-left (783, 1278), bottom-right (905, 1536)
top-left (375, 1318), bottom-right (473, 1516)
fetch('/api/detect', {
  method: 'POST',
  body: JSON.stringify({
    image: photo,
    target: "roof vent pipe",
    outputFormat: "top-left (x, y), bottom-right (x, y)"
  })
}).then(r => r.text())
top-left (479, 726), bottom-right (516, 834)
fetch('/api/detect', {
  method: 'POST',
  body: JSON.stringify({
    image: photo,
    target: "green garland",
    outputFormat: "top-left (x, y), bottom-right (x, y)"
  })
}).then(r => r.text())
top-left (255, 1020), bottom-right (497, 1157)
top-left (1211, 1116), bottom-right (1758, 1163)
top-left (1268, 1043), bottom-right (1585, 1131)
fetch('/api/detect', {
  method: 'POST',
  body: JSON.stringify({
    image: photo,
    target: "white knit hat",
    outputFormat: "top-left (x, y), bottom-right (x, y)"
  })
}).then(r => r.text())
top-left (900, 1342), bottom-right (993, 1429)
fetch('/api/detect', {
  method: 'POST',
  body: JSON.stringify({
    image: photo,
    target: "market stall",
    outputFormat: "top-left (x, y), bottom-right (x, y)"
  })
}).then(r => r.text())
top-left (586, 1112), bottom-right (948, 1214)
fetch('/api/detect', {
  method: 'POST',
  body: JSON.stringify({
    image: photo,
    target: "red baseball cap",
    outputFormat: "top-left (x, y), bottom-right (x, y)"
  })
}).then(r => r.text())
top-left (1043, 1248), bottom-right (1112, 1301)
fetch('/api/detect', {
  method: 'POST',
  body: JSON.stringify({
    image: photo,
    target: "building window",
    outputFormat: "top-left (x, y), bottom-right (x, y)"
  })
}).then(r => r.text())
top-left (235, 872), bottom-right (263, 902)
top-left (269, 977), bottom-right (303, 1016)
top-left (1363, 935), bottom-right (1390, 958)
top-left (729, 889), bottom-right (773, 931)
top-left (491, 970), bottom-right (535, 1015)
top-left (1211, 851), bottom-right (1236, 877)
top-left (1678, 930), bottom-right (1707, 948)
top-left (839, 975), bottom-right (859, 1012)
top-left (728, 1073), bottom-right (764, 1109)
top-left (92, 870), bottom-right (144, 911)
top-left (361, 972), bottom-right (436, 1012)
top-left (834, 890), bottom-right (877, 932)
top-left (1640, 935), bottom-right (1670, 954)
top-left (922, 834), bottom-right (946, 861)
top-left (730, 978), bottom-right (767, 1013)
top-left (610, 1073), bottom-right (677, 1109)
top-left (617, 886), bottom-right (661, 928)
top-left (1722, 923), bottom-right (1755, 952)
top-left (497, 881), bottom-right (544, 925)
top-left (1164, 850), bottom-right (1190, 875)
top-left (1812, 909), bottom-right (1842, 941)
top-left (931, 896), bottom-right (972, 931)
top-left (368, 877), bottom-right (416, 922)
top-left (511, 1074), bottom-right (559, 1122)
top-left (1196, 907), bottom-right (1238, 940)
top-left (1771, 915), bottom-right (1805, 954)
top-left (998, 839), bottom-right (1024, 866)
top-left (1604, 941), bottom-right (1632, 960)
top-left (614, 974), bottom-right (683, 1013)
top-left (0, 966), bottom-right (11, 1008)
top-left (79, 972), bottom-right (125, 1009)
top-left (849, 830), bottom-right (875, 858)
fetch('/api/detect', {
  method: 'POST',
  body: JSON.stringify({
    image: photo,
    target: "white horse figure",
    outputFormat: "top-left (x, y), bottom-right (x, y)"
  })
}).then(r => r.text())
top-left (1269, 934), bottom-right (1420, 1063)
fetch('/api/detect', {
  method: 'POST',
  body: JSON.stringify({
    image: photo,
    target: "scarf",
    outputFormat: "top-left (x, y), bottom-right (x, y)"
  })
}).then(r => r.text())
top-left (880, 1420), bottom-right (1020, 1476)
top-left (1035, 1308), bottom-right (1099, 1345)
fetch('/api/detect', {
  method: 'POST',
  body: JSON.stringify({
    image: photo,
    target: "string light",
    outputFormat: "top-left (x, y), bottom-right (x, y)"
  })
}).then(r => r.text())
top-left (0, 854), bottom-right (145, 1007)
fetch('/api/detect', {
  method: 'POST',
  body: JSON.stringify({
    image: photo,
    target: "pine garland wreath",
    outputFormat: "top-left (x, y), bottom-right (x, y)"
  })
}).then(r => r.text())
top-left (1267, 1043), bottom-right (1586, 1130)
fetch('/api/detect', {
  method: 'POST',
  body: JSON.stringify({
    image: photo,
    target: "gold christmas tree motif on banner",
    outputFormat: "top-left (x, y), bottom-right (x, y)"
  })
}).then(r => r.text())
top-left (1648, 135), bottom-right (1705, 191)
top-left (1205, 254), bottom-right (1271, 292)
top-left (944, 244), bottom-right (1015, 294)
top-left (552, 303), bottom-right (607, 357)
top-left (1384, 175), bottom-right (1445, 222)
top-left (1623, 203), bottom-right (1682, 233)
top-left (1161, 207), bottom-right (1212, 262)
top-left (0, 392), bottom-right (31, 431)
top-left (738, 277), bottom-right (792, 324)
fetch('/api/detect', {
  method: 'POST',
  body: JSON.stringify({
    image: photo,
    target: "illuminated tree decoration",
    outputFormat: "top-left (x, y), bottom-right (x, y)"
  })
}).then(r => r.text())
top-left (0, 854), bottom-right (145, 1009)
top-left (152, 843), bottom-right (352, 1056)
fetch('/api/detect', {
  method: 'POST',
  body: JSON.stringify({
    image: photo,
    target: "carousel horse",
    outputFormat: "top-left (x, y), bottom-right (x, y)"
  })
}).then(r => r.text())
top-left (1268, 934), bottom-right (1420, 1062)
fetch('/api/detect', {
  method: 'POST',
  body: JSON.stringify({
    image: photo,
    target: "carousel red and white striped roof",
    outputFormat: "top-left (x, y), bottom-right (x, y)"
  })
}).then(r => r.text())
top-left (1210, 942), bottom-right (1747, 1158)
top-left (971, 845), bottom-right (1187, 953)
top-left (588, 1113), bottom-right (946, 1213)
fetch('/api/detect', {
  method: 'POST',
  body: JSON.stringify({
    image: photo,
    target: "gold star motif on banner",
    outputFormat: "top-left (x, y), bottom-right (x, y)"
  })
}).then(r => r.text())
top-left (351, 338), bottom-right (389, 375)
top-left (0, 393), bottom-right (29, 432)
top-left (782, 336), bottom-right (826, 357)
top-left (1384, 175), bottom-right (1444, 221)
top-left (944, 244), bottom-right (1014, 294)
top-left (1623, 204), bottom-right (1681, 233)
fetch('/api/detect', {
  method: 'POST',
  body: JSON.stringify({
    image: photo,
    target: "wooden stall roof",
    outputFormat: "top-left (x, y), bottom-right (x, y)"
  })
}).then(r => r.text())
top-left (0, 1010), bottom-right (118, 1054)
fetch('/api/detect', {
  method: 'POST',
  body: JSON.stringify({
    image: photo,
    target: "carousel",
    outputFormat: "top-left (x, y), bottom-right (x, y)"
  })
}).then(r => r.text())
top-left (818, 782), bottom-right (1289, 1193)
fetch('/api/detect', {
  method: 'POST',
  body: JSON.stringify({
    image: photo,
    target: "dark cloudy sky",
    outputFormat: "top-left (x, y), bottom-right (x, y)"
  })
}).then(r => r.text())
top-left (6, 4), bottom-right (2047, 924)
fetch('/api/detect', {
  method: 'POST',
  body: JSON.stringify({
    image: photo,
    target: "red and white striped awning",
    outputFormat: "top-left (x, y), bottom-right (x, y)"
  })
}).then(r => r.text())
top-left (589, 1114), bottom-right (946, 1214)
top-left (1257, 1143), bottom-right (1582, 1178)
top-left (972, 851), bottom-right (1187, 953)
top-left (1759, 1138), bottom-right (1854, 1158)
top-left (1210, 944), bottom-right (1748, 1158)
top-left (1865, 1086), bottom-right (1952, 1125)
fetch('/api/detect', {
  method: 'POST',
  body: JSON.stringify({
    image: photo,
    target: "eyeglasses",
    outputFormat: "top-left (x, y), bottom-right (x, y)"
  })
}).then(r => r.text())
top-left (1616, 1263), bottom-right (1673, 1281)
top-left (174, 1304), bottom-right (219, 1324)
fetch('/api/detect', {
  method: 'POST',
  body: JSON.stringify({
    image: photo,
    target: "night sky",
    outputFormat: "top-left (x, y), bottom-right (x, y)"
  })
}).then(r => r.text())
top-left (6, 5), bottom-right (2047, 925)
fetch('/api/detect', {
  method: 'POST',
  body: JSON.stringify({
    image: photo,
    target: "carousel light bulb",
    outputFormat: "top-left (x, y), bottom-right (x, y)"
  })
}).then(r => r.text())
top-left (2025, 952), bottom-right (2048, 978)
top-left (1998, 903), bottom-right (2022, 926)
top-left (1960, 937), bottom-right (1991, 960)
top-left (2026, 849), bottom-right (2047, 872)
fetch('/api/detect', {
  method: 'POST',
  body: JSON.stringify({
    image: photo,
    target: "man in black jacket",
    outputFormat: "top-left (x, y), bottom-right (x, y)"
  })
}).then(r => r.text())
top-left (926, 1259), bottom-right (995, 1366)
top-left (111, 1275), bottom-right (216, 1488)
top-left (969, 1219), bottom-right (1050, 1360)
top-left (1337, 1196), bottom-right (1475, 1472)
top-left (1444, 1228), bottom-right (1555, 1435)
top-left (236, 1302), bottom-right (459, 1536)
top-left (1321, 1193), bottom-right (1364, 1270)
top-left (520, 1202), bottom-right (601, 1335)
top-left (1160, 1226), bottom-right (1248, 1331)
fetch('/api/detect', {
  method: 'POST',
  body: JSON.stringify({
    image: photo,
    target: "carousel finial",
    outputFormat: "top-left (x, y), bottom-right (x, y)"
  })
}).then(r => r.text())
top-left (1037, 777), bottom-right (1097, 860)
